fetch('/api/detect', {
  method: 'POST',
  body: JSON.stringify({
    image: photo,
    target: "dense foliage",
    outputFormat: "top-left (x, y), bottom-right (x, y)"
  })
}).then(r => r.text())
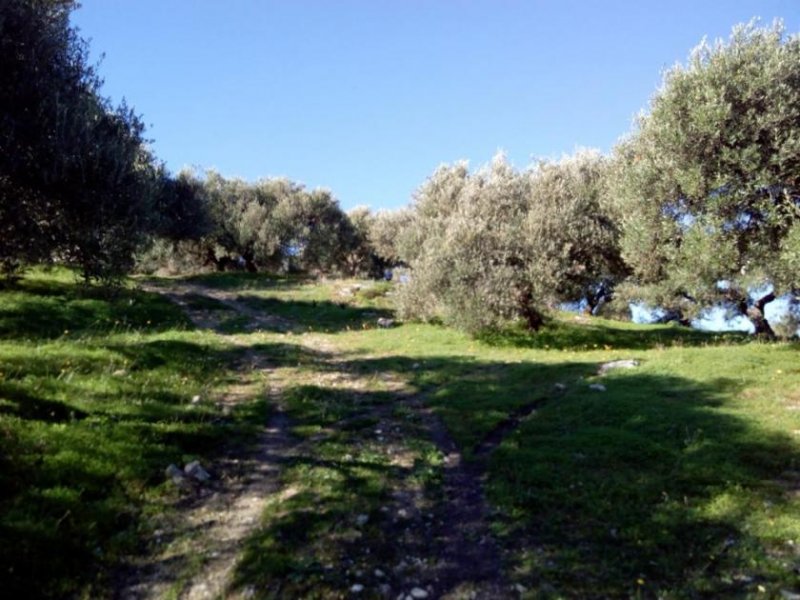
top-left (0, 0), bottom-right (161, 282)
top-left (608, 21), bottom-right (800, 336)
top-left (143, 171), bottom-right (365, 276)
top-left (395, 152), bottom-right (624, 333)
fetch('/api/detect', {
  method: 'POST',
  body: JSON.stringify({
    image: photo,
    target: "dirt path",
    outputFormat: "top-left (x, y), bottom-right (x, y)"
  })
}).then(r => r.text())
top-left (123, 281), bottom-right (516, 599)
top-left (119, 283), bottom-right (300, 600)
top-left (403, 399), bottom-right (510, 599)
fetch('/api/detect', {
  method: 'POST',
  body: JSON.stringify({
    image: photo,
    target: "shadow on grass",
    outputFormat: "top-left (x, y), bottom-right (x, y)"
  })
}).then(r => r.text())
top-left (486, 376), bottom-right (800, 596)
top-left (231, 384), bottom-right (424, 597)
top-left (0, 337), bottom-right (282, 598)
top-left (230, 352), bottom-right (799, 598)
top-left (181, 271), bottom-right (313, 291)
top-left (236, 296), bottom-right (394, 333)
top-left (0, 280), bottom-right (190, 340)
top-left (0, 386), bottom-right (88, 423)
top-left (477, 317), bottom-right (751, 351)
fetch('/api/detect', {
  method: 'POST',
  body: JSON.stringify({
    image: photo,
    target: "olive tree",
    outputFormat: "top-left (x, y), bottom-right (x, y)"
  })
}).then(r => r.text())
top-left (0, 0), bottom-right (162, 282)
top-left (608, 21), bottom-right (800, 336)
top-left (270, 188), bottom-right (358, 274)
top-left (369, 208), bottom-right (413, 268)
top-left (397, 152), bottom-right (622, 333)
top-left (523, 150), bottom-right (627, 317)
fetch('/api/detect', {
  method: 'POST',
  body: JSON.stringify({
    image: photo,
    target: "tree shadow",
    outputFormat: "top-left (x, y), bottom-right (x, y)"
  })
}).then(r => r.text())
top-left (178, 272), bottom-right (313, 291)
top-left (0, 336), bottom-right (288, 597)
top-left (229, 352), bottom-right (799, 598)
top-left (0, 385), bottom-right (88, 423)
top-left (0, 283), bottom-right (190, 340)
top-left (477, 317), bottom-right (751, 351)
top-left (235, 296), bottom-right (394, 334)
top-left (231, 384), bottom-right (428, 598)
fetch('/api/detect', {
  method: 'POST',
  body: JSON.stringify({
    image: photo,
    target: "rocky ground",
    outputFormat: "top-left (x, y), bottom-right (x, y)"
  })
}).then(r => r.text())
top-left (118, 281), bottom-right (537, 599)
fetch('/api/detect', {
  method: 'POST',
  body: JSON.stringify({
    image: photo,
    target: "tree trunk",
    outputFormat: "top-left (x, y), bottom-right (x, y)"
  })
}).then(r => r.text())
top-left (747, 292), bottom-right (776, 339)
top-left (242, 251), bottom-right (258, 273)
top-left (517, 287), bottom-right (544, 331)
top-left (204, 247), bottom-right (223, 271)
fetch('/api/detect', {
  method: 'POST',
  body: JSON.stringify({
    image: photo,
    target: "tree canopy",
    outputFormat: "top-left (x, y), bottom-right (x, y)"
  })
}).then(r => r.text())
top-left (0, 0), bottom-right (162, 282)
top-left (396, 152), bottom-right (623, 333)
top-left (608, 21), bottom-right (800, 336)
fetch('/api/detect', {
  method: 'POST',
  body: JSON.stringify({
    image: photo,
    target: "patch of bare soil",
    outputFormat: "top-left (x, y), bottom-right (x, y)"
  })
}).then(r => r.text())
top-left (400, 399), bottom-right (512, 599)
top-left (118, 283), bottom-right (299, 600)
top-left (126, 281), bottom-right (523, 599)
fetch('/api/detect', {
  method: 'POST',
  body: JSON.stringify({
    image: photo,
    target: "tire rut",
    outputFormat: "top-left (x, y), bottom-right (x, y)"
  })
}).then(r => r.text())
top-left (132, 281), bottom-right (518, 599)
top-left (119, 282), bottom-right (300, 600)
top-left (405, 399), bottom-right (511, 599)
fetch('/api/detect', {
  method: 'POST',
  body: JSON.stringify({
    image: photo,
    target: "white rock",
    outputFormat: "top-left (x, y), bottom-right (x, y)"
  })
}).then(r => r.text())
top-left (374, 568), bottom-right (385, 578)
top-left (598, 359), bottom-right (639, 375)
top-left (377, 317), bottom-right (395, 328)
top-left (112, 369), bottom-right (127, 377)
top-left (184, 460), bottom-right (211, 482)
top-left (350, 583), bottom-right (364, 593)
top-left (589, 383), bottom-right (607, 392)
top-left (191, 395), bottom-right (202, 404)
top-left (165, 463), bottom-right (182, 478)
top-left (165, 464), bottom-right (190, 488)
top-left (410, 588), bottom-right (429, 599)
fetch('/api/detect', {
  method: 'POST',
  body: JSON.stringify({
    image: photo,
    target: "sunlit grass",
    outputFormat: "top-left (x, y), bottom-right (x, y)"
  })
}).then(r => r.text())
top-left (0, 268), bottom-right (258, 597)
top-left (3, 269), bottom-right (799, 598)
top-left (241, 276), bottom-right (800, 597)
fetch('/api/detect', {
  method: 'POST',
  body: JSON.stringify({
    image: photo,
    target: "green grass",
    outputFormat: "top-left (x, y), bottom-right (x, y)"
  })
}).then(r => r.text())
top-left (3, 269), bottom-right (799, 598)
top-left (228, 276), bottom-right (800, 598)
top-left (0, 268), bottom-right (261, 598)
top-left (233, 382), bottom-right (441, 598)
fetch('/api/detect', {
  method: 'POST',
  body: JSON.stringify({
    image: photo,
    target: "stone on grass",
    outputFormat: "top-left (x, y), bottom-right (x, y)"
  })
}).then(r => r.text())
top-left (350, 583), bottom-right (364, 593)
top-left (191, 395), bottom-right (202, 404)
top-left (410, 588), bottom-right (429, 599)
top-left (377, 317), bottom-right (395, 328)
top-left (598, 359), bottom-right (639, 375)
top-left (165, 464), bottom-right (191, 488)
top-left (589, 383), bottom-right (607, 392)
top-left (184, 460), bottom-right (211, 482)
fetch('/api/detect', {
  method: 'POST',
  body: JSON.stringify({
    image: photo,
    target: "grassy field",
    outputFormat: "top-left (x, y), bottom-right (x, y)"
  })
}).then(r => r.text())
top-left (0, 269), bottom-right (264, 597)
top-left (1, 268), bottom-right (799, 598)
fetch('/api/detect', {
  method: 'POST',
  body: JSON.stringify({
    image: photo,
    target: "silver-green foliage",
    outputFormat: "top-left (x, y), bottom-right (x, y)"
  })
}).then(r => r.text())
top-left (397, 151), bottom-right (621, 333)
top-left (608, 21), bottom-right (800, 334)
top-left (178, 171), bottom-right (359, 274)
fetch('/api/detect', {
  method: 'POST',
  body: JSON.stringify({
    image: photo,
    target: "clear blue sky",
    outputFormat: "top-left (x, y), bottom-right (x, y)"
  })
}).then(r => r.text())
top-left (71, 1), bottom-right (799, 211)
